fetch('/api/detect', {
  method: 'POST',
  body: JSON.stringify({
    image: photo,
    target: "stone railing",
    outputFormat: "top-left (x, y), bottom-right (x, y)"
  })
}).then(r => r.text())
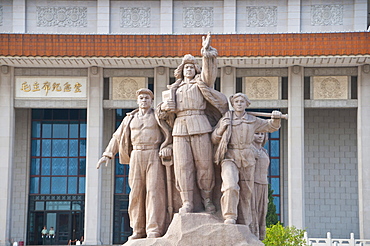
top-left (304, 232), bottom-right (370, 246)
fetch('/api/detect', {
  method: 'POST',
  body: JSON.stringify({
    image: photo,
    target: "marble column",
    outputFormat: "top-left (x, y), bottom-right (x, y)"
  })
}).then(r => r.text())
top-left (287, 65), bottom-right (305, 228)
top-left (221, 66), bottom-right (235, 100)
top-left (97, 0), bottom-right (110, 33)
top-left (287, 0), bottom-right (301, 32)
top-left (357, 64), bottom-right (370, 239)
top-left (223, 0), bottom-right (236, 33)
top-left (354, 0), bottom-right (368, 31)
top-left (154, 66), bottom-right (169, 106)
top-left (13, 0), bottom-right (26, 33)
top-left (0, 66), bottom-right (14, 246)
top-left (160, 0), bottom-right (173, 33)
top-left (84, 66), bottom-right (103, 245)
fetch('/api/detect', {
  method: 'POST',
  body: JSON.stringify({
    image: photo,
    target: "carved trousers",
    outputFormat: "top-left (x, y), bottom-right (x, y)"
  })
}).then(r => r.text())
top-left (173, 133), bottom-right (215, 194)
top-left (128, 149), bottom-right (166, 236)
top-left (220, 160), bottom-right (255, 226)
top-left (251, 183), bottom-right (268, 240)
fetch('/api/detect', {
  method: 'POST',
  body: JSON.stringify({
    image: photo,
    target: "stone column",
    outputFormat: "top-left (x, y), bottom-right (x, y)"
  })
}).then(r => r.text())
top-left (354, 0), bottom-right (368, 31)
top-left (160, 0), bottom-right (173, 33)
top-left (0, 66), bottom-right (14, 246)
top-left (358, 64), bottom-right (370, 239)
top-left (287, 0), bottom-right (301, 32)
top-left (221, 66), bottom-right (235, 100)
top-left (97, 0), bottom-right (110, 33)
top-left (287, 65), bottom-right (305, 228)
top-left (154, 66), bottom-right (169, 106)
top-left (223, 0), bottom-right (236, 33)
top-left (84, 66), bottom-right (103, 245)
top-left (13, 0), bottom-right (26, 33)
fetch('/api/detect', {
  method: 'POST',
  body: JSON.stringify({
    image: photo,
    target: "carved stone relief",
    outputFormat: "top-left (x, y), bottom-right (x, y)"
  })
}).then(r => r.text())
top-left (236, 68), bottom-right (288, 77)
top-left (0, 6), bottom-right (3, 26)
top-left (313, 76), bottom-right (348, 99)
top-left (183, 7), bottom-right (214, 28)
top-left (1, 65), bottom-right (9, 74)
top-left (311, 5), bottom-right (343, 26)
top-left (363, 64), bottom-right (370, 74)
top-left (245, 77), bottom-right (279, 100)
top-left (37, 6), bottom-right (87, 27)
top-left (112, 77), bottom-right (146, 100)
top-left (246, 6), bottom-right (277, 27)
top-left (305, 67), bottom-right (357, 76)
top-left (120, 7), bottom-right (150, 28)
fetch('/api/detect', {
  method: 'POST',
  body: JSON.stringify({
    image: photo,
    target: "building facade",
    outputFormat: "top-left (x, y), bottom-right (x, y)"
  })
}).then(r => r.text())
top-left (0, 0), bottom-right (370, 245)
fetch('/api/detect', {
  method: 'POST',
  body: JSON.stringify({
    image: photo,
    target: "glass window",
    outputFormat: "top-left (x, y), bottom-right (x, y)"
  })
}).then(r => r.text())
top-left (30, 109), bottom-right (86, 195)
top-left (51, 177), bottom-right (67, 194)
top-left (30, 177), bottom-right (39, 194)
top-left (31, 159), bottom-right (40, 175)
top-left (45, 201), bottom-right (70, 210)
top-left (35, 201), bottom-right (44, 210)
top-left (52, 140), bottom-right (68, 157)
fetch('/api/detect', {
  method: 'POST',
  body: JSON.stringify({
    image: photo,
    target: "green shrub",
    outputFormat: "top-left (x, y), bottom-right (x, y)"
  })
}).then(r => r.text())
top-left (263, 222), bottom-right (306, 246)
top-left (266, 184), bottom-right (279, 226)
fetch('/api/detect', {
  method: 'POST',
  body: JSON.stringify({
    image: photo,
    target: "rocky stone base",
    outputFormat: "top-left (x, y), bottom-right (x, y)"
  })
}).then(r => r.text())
top-left (123, 213), bottom-right (264, 246)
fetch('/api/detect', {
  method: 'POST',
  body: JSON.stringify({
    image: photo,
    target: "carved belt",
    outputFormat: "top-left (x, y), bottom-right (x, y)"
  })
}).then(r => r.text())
top-left (177, 110), bottom-right (205, 117)
top-left (133, 144), bottom-right (160, 150)
top-left (228, 144), bottom-right (253, 150)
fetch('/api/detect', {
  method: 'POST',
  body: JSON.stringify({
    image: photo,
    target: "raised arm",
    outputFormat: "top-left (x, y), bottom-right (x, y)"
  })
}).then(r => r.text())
top-left (200, 33), bottom-right (218, 87)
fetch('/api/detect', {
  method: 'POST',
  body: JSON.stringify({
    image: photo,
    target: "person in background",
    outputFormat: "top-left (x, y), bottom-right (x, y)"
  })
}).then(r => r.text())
top-left (250, 132), bottom-right (270, 240)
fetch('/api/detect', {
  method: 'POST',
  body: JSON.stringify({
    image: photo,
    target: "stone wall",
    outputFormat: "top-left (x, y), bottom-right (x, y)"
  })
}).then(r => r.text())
top-left (304, 108), bottom-right (359, 238)
top-left (0, 0), bottom-right (367, 34)
top-left (10, 109), bottom-right (31, 242)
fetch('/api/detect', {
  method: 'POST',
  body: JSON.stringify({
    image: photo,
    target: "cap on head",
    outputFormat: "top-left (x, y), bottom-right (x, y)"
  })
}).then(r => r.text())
top-left (229, 93), bottom-right (251, 107)
top-left (136, 88), bottom-right (154, 100)
top-left (174, 54), bottom-right (202, 80)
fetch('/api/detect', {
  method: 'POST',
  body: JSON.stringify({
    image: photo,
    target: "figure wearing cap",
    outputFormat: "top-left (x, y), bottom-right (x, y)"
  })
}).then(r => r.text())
top-left (160, 33), bottom-right (228, 214)
top-left (97, 88), bottom-right (172, 240)
top-left (211, 93), bottom-right (281, 228)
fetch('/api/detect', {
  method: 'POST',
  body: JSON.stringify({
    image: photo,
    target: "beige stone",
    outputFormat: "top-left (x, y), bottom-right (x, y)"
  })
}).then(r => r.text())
top-left (159, 33), bottom-right (229, 214)
top-left (312, 76), bottom-right (348, 99)
top-left (97, 88), bottom-right (171, 239)
top-left (245, 77), bottom-right (279, 100)
top-left (123, 213), bottom-right (264, 246)
top-left (212, 93), bottom-right (281, 228)
top-left (112, 77), bottom-right (146, 100)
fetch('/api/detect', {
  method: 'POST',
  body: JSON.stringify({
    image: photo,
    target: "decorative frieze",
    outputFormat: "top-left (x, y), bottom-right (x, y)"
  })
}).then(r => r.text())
top-left (305, 67), bottom-right (357, 77)
top-left (245, 77), bottom-right (279, 100)
top-left (37, 6), bottom-right (87, 27)
top-left (183, 7), bottom-right (213, 28)
top-left (112, 77), bottom-right (146, 100)
top-left (246, 6), bottom-right (277, 27)
top-left (120, 7), bottom-right (150, 28)
top-left (313, 76), bottom-right (348, 99)
top-left (311, 5), bottom-right (343, 26)
top-left (237, 68), bottom-right (288, 77)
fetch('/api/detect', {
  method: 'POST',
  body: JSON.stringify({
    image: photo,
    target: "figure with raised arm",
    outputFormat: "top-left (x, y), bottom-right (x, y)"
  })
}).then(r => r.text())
top-left (212, 93), bottom-right (281, 229)
top-left (97, 88), bottom-right (172, 240)
top-left (160, 33), bottom-right (228, 214)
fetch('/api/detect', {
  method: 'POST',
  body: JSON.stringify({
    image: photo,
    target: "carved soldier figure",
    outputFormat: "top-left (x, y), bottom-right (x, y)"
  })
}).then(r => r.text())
top-left (160, 33), bottom-right (228, 214)
top-left (251, 132), bottom-right (270, 240)
top-left (97, 88), bottom-right (171, 239)
top-left (212, 93), bottom-right (281, 227)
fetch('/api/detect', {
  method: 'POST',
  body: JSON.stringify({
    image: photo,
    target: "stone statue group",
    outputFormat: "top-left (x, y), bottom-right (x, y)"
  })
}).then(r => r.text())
top-left (97, 33), bottom-right (284, 243)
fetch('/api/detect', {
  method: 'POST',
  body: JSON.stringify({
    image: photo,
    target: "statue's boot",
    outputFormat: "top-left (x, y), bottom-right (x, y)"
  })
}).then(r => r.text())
top-left (179, 191), bottom-right (194, 214)
top-left (201, 190), bottom-right (216, 214)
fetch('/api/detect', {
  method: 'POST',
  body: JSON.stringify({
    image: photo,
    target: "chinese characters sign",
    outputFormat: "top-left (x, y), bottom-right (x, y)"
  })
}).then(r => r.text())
top-left (15, 77), bottom-right (87, 98)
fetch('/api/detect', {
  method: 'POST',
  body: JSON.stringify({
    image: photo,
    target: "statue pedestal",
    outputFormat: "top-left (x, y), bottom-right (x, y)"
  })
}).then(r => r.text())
top-left (123, 213), bottom-right (264, 246)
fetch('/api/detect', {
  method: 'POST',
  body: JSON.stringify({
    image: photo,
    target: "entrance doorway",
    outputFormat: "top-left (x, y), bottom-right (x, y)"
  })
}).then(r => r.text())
top-left (27, 196), bottom-right (85, 245)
